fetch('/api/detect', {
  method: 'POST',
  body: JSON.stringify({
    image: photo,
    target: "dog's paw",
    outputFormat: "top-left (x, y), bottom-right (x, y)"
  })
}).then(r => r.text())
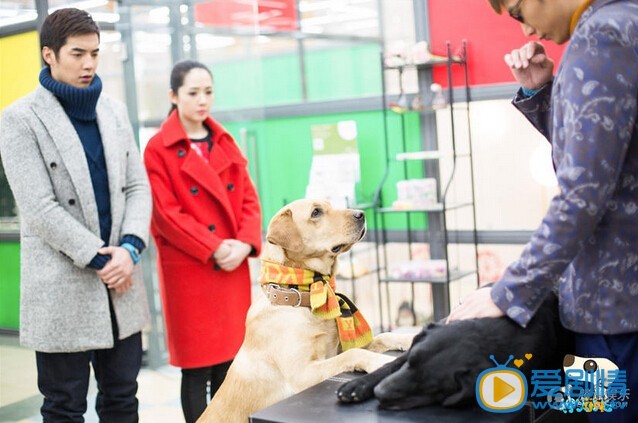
top-left (367, 332), bottom-right (415, 353)
top-left (358, 354), bottom-right (394, 374)
top-left (336, 379), bottom-right (375, 403)
top-left (366, 337), bottom-right (391, 353)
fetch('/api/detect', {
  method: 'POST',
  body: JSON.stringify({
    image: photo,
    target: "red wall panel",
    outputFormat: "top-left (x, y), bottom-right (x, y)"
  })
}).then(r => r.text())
top-left (195, 0), bottom-right (298, 31)
top-left (427, 0), bottom-right (565, 88)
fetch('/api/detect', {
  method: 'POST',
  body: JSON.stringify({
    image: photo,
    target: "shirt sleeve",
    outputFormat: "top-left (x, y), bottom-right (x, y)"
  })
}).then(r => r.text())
top-left (512, 82), bottom-right (554, 143)
top-left (120, 234), bottom-right (146, 253)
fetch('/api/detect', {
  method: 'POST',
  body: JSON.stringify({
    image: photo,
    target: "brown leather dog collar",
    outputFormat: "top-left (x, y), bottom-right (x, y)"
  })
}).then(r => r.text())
top-left (263, 283), bottom-right (311, 308)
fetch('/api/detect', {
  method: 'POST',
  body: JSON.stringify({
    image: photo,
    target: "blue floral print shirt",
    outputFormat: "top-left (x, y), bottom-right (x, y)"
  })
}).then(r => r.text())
top-left (491, 0), bottom-right (638, 334)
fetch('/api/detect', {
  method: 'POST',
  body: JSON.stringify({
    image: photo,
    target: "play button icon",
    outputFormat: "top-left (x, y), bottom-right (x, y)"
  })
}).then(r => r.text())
top-left (493, 376), bottom-right (516, 402)
top-left (476, 369), bottom-right (527, 413)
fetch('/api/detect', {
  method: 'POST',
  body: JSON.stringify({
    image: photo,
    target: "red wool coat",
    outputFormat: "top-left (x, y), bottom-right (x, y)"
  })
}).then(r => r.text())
top-left (144, 111), bottom-right (262, 368)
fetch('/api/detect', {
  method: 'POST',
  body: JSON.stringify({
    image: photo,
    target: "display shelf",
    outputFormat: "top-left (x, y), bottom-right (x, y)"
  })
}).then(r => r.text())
top-left (383, 55), bottom-right (464, 71)
top-left (340, 242), bottom-right (376, 257)
top-left (378, 202), bottom-right (474, 213)
top-left (336, 268), bottom-right (381, 282)
top-left (337, 235), bottom-right (378, 304)
top-left (380, 269), bottom-right (477, 285)
top-left (373, 40), bottom-right (479, 330)
top-left (395, 151), bottom-right (471, 161)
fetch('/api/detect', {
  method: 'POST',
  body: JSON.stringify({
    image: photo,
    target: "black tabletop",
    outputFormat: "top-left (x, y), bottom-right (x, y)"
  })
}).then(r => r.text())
top-left (249, 371), bottom-right (560, 423)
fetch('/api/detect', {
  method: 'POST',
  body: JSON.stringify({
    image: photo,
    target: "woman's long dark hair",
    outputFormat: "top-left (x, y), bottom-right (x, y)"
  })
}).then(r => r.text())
top-left (168, 60), bottom-right (213, 115)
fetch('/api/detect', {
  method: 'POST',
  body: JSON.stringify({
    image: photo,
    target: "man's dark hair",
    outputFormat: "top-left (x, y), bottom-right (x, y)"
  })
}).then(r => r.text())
top-left (40, 8), bottom-right (100, 61)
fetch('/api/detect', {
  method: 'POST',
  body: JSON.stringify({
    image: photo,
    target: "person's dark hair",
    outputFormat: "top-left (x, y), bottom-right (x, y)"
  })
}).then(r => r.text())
top-left (40, 8), bottom-right (100, 65)
top-left (169, 60), bottom-right (213, 114)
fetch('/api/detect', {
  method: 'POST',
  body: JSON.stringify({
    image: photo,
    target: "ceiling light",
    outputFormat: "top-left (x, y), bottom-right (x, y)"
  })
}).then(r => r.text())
top-left (91, 12), bottom-right (119, 23)
top-left (195, 34), bottom-right (236, 50)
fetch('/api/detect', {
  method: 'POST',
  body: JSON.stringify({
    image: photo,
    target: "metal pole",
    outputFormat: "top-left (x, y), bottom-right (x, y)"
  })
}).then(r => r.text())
top-left (169, 0), bottom-right (184, 65)
top-left (118, 4), bottom-right (166, 368)
top-left (117, 5), bottom-right (140, 145)
top-left (413, 0), bottom-right (449, 320)
top-left (35, 0), bottom-right (49, 67)
top-left (186, 0), bottom-right (198, 60)
top-left (294, 0), bottom-right (308, 101)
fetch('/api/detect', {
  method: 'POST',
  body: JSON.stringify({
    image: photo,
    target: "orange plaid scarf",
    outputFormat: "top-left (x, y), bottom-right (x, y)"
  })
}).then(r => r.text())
top-left (259, 260), bottom-right (373, 350)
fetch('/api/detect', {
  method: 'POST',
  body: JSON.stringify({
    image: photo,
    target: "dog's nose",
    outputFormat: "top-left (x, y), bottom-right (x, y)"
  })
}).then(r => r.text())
top-left (353, 210), bottom-right (365, 220)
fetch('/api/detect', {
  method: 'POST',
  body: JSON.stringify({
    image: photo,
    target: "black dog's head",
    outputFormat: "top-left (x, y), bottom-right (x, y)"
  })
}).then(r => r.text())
top-left (373, 290), bottom-right (570, 410)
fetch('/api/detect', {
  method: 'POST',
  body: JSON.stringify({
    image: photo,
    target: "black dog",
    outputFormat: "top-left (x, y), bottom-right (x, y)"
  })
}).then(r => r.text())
top-left (337, 288), bottom-right (572, 410)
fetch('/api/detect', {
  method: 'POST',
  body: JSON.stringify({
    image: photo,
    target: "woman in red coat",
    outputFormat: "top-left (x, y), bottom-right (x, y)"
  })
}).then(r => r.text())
top-left (143, 60), bottom-right (262, 423)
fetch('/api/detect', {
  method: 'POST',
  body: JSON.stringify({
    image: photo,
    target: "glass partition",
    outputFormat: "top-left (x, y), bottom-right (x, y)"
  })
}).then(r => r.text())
top-left (0, 0), bottom-right (37, 28)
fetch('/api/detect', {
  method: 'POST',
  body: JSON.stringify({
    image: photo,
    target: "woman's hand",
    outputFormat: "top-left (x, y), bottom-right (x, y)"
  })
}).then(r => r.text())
top-left (213, 242), bottom-right (232, 262)
top-left (215, 239), bottom-right (252, 272)
top-left (446, 287), bottom-right (505, 324)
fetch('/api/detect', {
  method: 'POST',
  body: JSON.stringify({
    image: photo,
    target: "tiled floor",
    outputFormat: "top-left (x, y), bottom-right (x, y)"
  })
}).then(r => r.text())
top-left (0, 333), bottom-right (185, 423)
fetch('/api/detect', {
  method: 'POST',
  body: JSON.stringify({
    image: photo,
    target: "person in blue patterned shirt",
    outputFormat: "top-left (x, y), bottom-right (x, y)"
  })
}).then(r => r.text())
top-left (448, 1), bottom-right (638, 421)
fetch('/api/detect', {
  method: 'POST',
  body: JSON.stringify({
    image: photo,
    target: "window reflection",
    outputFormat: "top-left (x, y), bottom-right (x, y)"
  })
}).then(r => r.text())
top-left (0, 0), bottom-right (37, 27)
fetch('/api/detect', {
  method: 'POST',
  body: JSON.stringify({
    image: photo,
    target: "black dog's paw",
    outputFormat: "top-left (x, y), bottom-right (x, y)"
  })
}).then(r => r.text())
top-left (338, 351), bottom-right (410, 404)
top-left (337, 378), bottom-right (375, 403)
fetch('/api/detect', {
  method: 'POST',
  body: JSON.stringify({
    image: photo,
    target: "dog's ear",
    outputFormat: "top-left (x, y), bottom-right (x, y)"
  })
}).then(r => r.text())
top-left (267, 209), bottom-right (304, 252)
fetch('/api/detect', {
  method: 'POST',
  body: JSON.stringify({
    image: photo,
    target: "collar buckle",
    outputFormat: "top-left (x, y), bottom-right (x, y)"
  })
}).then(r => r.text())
top-left (289, 287), bottom-right (302, 307)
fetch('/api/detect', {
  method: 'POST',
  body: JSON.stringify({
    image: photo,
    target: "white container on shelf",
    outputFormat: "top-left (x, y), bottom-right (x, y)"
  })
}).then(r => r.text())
top-left (389, 259), bottom-right (448, 280)
top-left (395, 178), bottom-right (438, 209)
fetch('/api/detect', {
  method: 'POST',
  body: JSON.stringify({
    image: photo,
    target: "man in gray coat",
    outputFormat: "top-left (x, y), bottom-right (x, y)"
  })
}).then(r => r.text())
top-left (0, 8), bottom-right (151, 422)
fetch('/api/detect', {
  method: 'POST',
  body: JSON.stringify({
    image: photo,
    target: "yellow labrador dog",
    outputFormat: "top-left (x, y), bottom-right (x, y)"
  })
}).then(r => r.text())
top-left (198, 199), bottom-right (414, 422)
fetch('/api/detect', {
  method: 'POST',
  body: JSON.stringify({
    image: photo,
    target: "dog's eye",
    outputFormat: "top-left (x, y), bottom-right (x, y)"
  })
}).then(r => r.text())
top-left (583, 359), bottom-right (598, 373)
top-left (311, 208), bottom-right (322, 218)
top-left (331, 244), bottom-right (344, 253)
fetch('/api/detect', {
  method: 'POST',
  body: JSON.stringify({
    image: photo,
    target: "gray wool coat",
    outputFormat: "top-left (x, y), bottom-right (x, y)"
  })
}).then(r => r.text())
top-left (0, 85), bottom-right (152, 352)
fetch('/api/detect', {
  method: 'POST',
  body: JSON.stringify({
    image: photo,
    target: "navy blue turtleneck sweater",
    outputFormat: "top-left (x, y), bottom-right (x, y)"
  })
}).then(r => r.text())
top-left (39, 68), bottom-right (144, 269)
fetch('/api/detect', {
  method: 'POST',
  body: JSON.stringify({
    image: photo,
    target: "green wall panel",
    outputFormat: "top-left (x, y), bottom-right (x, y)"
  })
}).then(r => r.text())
top-left (261, 54), bottom-right (304, 106)
top-left (214, 44), bottom-right (381, 110)
top-left (305, 44), bottom-right (382, 102)
top-left (0, 242), bottom-right (20, 330)
top-left (214, 55), bottom-right (303, 110)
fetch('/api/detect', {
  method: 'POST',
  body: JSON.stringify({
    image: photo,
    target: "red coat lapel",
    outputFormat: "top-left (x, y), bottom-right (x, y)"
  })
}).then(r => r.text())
top-left (160, 111), bottom-right (245, 230)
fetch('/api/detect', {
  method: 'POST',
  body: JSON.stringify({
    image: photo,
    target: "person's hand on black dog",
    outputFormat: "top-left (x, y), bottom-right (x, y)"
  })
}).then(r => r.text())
top-left (446, 286), bottom-right (504, 323)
